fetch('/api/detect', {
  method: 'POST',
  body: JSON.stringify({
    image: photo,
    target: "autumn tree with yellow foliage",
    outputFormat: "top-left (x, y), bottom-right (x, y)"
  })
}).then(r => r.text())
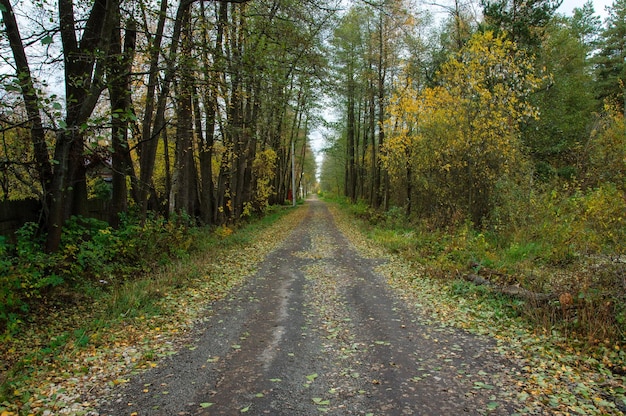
top-left (384, 31), bottom-right (544, 225)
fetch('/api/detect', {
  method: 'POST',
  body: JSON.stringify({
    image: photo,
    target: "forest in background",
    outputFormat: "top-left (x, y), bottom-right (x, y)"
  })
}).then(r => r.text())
top-left (0, 0), bottom-right (624, 362)
top-left (0, 0), bottom-right (323, 248)
top-left (320, 0), bottom-right (625, 352)
top-left (0, 0), bottom-right (325, 331)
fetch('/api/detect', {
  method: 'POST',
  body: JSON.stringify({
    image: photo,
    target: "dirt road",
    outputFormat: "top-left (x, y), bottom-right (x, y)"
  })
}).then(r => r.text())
top-left (99, 199), bottom-right (522, 415)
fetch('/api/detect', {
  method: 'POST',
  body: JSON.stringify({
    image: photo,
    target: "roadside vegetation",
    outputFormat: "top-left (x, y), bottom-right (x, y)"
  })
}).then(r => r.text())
top-left (1, 212), bottom-right (195, 336)
top-left (320, 2), bottom-right (626, 411)
top-left (325, 195), bottom-right (626, 414)
top-left (0, 205), bottom-right (301, 415)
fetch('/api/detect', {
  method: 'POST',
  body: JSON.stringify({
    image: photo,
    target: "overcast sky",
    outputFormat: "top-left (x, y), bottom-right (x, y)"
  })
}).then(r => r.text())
top-left (559, 0), bottom-right (613, 20)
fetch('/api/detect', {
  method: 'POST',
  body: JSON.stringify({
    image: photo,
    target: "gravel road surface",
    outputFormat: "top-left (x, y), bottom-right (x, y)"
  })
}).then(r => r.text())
top-left (99, 199), bottom-right (523, 415)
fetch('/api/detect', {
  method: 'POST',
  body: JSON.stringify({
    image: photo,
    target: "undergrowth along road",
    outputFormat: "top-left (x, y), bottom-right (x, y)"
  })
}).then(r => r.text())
top-left (0, 206), bottom-right (301, 415)
top-left (1, 198), bottom-right (625, 415)
top-left (100, 198), bottom-right (522, 415)
top-left (331, 201), bottom-right (626, 415)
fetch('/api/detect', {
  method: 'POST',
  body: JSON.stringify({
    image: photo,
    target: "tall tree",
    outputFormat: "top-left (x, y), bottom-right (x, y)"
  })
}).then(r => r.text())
top-left (0, 0), bottom-right (334, 246)
top-left (384, 32), bottom-right (543, 224)
top-left (331, 6), bottom-right (367, 203)
top-left (195, 0), bottom-right (224, 224)
top-left (107, 14), bottom-right (137, 226)
top-left (523, 15), bottom-right (599, 179)
top-left (171, 5), bottom-right (196, 216)
top-left (327, 1), bottom-right (414, 206)
top-left (481, 0), bottom-right (562, 48)
top-left (137, 0), bottom-right (169, 218)
top-left (0, 0), bottom-right (52, 204)
top-left (46, 0), bottom-right (119, 252)
top-left (595, 0), bottom-right (626, 116)
top-left (571, 0), bottom-right (601, 51)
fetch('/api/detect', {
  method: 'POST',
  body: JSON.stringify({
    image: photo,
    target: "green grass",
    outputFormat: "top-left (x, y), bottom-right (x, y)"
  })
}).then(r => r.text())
top-left (324, 195), bottom-right (625, 358)
top-left (328, 198), bottom-right (626, 415)
top-left (0, 204), bottom-right (298, 413)
top-left (502, 241), bottom-right (545, 264)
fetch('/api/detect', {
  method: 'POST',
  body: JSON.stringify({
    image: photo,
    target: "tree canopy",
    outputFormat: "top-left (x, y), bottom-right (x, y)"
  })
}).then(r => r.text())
top-left (0, 0), bottom-right (331, 250)
top-left (0, 0), bottom-right (624, 242)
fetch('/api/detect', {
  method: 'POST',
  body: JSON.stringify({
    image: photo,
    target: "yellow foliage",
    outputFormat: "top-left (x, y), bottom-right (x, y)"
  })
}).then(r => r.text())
top-left (384, 31), bottom-right (544, 224)
top-left (585, 104), bottom-right (626, 190)
top-left (215, 225), bottom-right (233, 238)
top-left (251, 148), bottom-right (277, 214)
top-left (580, 184), bottom-right (626, 255)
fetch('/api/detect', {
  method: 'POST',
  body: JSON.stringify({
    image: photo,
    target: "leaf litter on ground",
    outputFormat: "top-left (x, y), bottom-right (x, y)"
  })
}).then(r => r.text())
top-left (3, 201), bottom-right (624, 415)
top-left (328, 203), bottom-right (626, 415)
top-left (0, 207), bottom-right (304, 416)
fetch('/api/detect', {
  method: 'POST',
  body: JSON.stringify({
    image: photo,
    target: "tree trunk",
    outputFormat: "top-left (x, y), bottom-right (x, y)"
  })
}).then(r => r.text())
top-left (172, 6), bottom-right (195, 216)
top-left (296, 115), bottom-right (309, 195)
top-left (137, 0), bottom-right (168, 216)
top-left (140, 0), bottom-right (189, 218)
top-left (0, 0), bottom-right (53, 208)
top-left (108, 17), bottom-right (136, 226)
top-left (346, 74), bottom-right (357, 203)
top-left (195, 0), bottom-right (223, 225)
top-left (368, 77), bottom-right (377, 207)
top-left (241, 79), bottom-right (260, 214)
top-left (374, 8), bottom-right (386, 210)
top-left (47, 0), bottom-right (115, 252)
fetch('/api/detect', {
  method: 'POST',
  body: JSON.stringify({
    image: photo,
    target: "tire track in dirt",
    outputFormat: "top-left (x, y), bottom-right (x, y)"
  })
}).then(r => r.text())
top-left (99, 198), bottom-right (523, 415)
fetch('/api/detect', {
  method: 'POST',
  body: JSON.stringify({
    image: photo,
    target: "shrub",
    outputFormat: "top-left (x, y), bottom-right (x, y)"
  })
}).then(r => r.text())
top-left (583, 106), bottom-right (626, 190)
top-left (57, 216), bottom-right (116, 283)
top-left (579, 184), bottom-right (626, 257)
top-left (0, 223), bottom-right (62, 335)
top-left (0, 213), bottom-right (195, 335)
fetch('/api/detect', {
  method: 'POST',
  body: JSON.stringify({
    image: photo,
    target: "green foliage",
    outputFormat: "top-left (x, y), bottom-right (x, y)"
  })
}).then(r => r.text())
top-left (571, 1), bottom-right (601, 50)
top-left (579, 184), bottom-right (626, 256)
top-left (339, 172), bottom-right (626, 347)
top-left (0, 213), bottom-right (195, 336)
top-left (582, 106), bottom-right (626, 189)
top-left (0, 223), bottom-right (61, 335)
top-left (494, 183), bottom-right (626, 264)
top-left (0, 202), bottom-right (296, 414)
top-left (88, 177), bottom-right (112, 200)
top-left (104, 278), bottom-right (165, 320)
top-left (57, 216), bottom-right (114, 283)
top-left (594, 0), bottom-right (626, 109)
top-left (503, 241), bottom-right (544, 264)
top-left (0, 238), bottom-right (23, 335)
top-left (481, 0), bottom-right (561, 48)
top-left (524, 17), bottom-right (598, 176)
